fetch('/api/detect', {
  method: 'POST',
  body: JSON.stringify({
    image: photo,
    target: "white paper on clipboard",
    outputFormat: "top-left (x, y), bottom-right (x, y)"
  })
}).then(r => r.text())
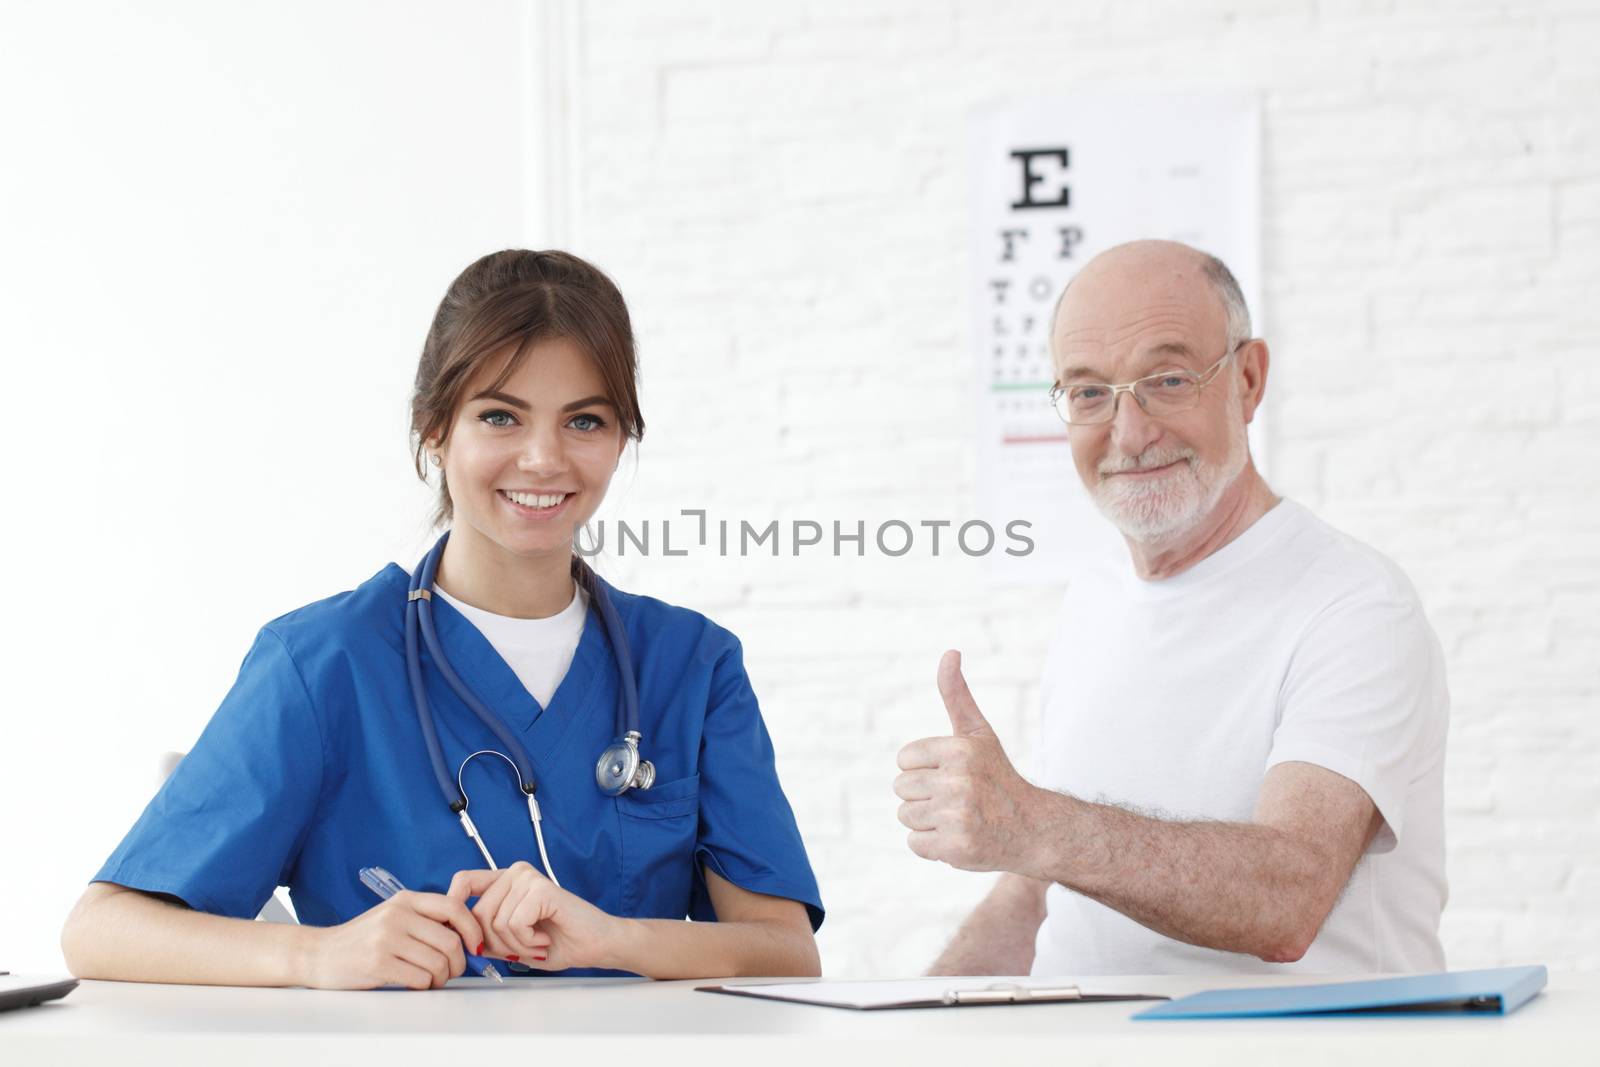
top-left (697, 976), bottom-right (1166, 1011)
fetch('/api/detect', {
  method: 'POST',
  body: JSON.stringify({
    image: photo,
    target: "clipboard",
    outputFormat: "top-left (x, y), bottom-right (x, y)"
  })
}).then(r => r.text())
top-left (697, 977), bottom-right (1169, 1011)
top-left (1133, 965), bottom-right (1548, 1020)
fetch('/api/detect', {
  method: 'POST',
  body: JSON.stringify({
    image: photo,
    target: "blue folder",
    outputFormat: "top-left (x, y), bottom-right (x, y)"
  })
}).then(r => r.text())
top-left (1134, 965), bottom-right (1547, 1020)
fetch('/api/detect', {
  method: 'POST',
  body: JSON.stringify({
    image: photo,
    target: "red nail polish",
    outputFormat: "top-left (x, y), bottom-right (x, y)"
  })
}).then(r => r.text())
top-left (533, 954), bottom-right (547, 962)
top-left (475, 943), bottom-right (485, 956)
top-left (506, 954), bottom-right (520, 962)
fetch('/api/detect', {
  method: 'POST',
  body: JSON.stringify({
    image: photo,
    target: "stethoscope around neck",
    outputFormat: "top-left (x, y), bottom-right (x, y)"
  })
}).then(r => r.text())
top-left (403, 530), bottom-right (654, 886)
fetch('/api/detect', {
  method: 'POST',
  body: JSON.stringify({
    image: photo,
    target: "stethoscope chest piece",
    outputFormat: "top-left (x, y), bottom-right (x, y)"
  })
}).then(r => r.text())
top-left (596, 731), bottom-right (655, 796)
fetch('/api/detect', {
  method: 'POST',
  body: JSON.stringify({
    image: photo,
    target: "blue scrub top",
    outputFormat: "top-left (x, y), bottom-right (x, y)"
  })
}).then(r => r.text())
top-left (94, 563), bottom-right (824, 975)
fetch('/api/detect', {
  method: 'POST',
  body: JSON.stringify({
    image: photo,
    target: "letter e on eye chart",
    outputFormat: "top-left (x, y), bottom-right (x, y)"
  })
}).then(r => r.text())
top-left (967, 93), bottom-right (1264, 582)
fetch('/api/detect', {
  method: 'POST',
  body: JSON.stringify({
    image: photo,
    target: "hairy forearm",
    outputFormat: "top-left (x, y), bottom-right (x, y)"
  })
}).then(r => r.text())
top-left (1022, 790), bottom-right (1339, 962)
top-left (62, 883), bottom-right (313, 986)
top-left (602, 917), bottom-right (820, 980)
top-left (927, 872), bottom-right (1047, 976)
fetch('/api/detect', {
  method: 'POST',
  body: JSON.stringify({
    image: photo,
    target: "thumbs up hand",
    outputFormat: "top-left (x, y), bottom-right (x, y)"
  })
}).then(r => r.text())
top-left (894, 650), bottom-right (1043, 873)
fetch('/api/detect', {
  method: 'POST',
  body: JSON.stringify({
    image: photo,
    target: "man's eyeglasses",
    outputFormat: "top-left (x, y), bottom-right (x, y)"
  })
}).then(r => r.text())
top-left (1047, 342), bottom-right (1243, 426)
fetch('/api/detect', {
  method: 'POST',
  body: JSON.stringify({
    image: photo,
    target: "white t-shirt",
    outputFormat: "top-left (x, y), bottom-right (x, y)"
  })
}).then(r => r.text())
top-left (433, 583), bottom-right (588, 709)
top-left (1031, 499), bottom-right (1449, 976)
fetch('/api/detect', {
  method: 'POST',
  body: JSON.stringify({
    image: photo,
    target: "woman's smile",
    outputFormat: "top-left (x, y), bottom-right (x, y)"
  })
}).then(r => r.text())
top-left (498, 488), bottom-right (575, 519)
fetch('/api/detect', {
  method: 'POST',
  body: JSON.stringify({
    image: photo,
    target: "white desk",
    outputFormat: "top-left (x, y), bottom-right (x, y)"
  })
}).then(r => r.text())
top-left (4, 972), bottom-right (1595, 1066)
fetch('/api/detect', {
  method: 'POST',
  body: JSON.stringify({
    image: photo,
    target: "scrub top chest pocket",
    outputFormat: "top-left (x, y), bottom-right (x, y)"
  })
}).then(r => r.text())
top-left (615, 773), bottom-right (701, 917)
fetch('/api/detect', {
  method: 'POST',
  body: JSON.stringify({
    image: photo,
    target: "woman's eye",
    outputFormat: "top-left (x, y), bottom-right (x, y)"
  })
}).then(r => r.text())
top-left (569, 413), bottom-right (607, 432)
top-left (478, 410), bottom-right (518, 428)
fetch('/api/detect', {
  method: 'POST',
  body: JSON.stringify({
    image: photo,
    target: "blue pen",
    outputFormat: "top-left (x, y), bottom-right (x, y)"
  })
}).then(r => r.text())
top-left (358, 865), bottom-right (504, 983)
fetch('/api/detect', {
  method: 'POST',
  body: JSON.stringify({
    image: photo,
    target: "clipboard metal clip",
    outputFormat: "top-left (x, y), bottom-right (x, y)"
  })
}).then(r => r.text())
top-left (944, 983), bottom-right (1084, 1005)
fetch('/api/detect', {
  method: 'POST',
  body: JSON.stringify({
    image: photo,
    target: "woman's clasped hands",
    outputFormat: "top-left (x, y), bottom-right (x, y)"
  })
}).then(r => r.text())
top-left (304, 861), bottom-right (609, 990)
top-left (449, 861), bottom-right (621, 973)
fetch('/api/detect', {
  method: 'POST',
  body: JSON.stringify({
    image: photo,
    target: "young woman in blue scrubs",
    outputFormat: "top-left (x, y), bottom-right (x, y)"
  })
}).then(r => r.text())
top-left (61, 251), bottom-right (824, 988)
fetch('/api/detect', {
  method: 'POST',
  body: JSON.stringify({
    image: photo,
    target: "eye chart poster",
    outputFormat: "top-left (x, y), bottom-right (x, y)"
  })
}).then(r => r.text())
top-left (971, 93), bottom-right (1262, 580)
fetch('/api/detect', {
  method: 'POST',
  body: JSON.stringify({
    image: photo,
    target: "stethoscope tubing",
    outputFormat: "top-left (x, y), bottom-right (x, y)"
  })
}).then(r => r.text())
top-left (405, 578), bottom-right (462, 811)
top-left (413, 538), bottom-right (538, 792)
top-left (404, 530), bottom-right (644, 883)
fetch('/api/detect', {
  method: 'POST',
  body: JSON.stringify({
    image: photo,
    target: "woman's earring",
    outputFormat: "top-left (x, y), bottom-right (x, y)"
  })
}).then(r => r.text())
top-left (428, 453), bottom-right (442, 469)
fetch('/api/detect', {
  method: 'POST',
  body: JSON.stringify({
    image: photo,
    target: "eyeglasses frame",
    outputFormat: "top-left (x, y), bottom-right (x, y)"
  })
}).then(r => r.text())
top-left (1047, 340), bottom-right (1247, 426)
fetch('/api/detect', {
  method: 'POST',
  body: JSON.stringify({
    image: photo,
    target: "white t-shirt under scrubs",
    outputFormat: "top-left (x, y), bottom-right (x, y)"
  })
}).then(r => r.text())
top-left (433, 584), bottom-right (587, 709)
top-left (1031, 499), bottom-right (1449, 976)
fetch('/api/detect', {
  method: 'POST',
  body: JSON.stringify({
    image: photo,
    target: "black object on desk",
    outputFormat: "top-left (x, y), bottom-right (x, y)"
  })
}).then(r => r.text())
top-left (0, 973), bottom-right (79, 1013)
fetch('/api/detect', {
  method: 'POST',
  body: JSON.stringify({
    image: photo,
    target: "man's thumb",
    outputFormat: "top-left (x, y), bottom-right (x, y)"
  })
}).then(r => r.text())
top-left (938, 650), bottom-right (993, 737)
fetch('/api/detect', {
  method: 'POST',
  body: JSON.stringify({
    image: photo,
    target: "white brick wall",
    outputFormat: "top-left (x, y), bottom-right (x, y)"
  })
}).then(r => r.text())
top-left (571, 0), bottom-right (1600, 975)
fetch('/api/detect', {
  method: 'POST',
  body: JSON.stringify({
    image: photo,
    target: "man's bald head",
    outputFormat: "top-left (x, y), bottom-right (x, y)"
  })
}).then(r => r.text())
top-left (1050, 240), bottom-right (1251, 357)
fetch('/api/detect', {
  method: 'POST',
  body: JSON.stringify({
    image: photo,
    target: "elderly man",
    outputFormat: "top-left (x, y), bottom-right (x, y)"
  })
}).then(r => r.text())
top-left (897, 239), bottom-right (1447, 975)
